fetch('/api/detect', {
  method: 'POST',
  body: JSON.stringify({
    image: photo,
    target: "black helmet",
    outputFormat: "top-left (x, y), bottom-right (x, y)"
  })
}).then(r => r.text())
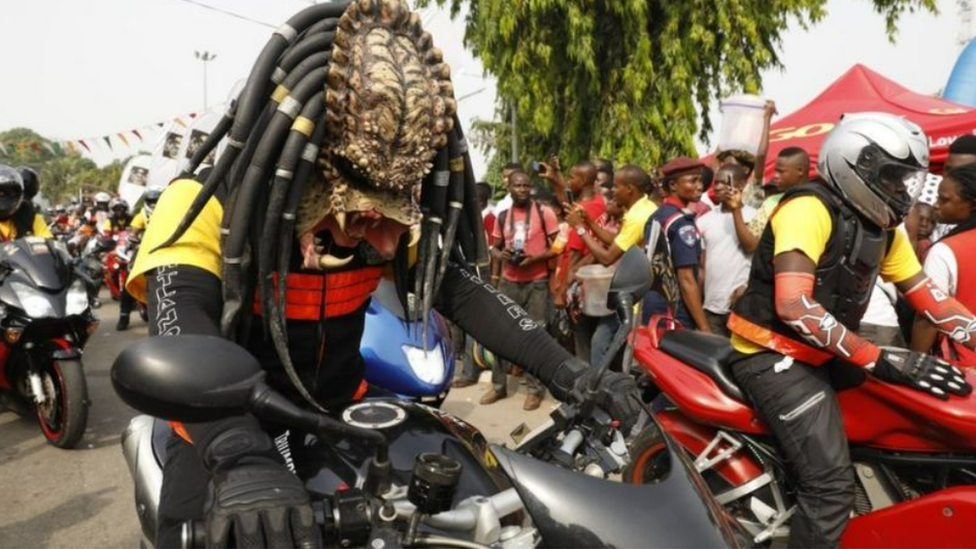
top-left (143, 188), bottom-right (162, 218)
top-left (144, 188), bottom-right (162, 205)
top-left (17, 167), bottom-right (39, 201)
top-left (0, 165), bottom-right (25, 220)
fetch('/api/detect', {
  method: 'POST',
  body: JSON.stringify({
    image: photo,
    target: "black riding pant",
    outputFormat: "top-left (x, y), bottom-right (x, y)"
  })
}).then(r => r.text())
top-left (729, 351), bottom-right (855, 548)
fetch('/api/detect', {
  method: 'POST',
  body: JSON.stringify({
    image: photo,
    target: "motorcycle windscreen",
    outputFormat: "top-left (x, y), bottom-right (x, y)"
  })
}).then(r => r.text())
top-left (0, 238), bottom-right (70, 290)
top-left (491, 445), bottom-right (740, 548)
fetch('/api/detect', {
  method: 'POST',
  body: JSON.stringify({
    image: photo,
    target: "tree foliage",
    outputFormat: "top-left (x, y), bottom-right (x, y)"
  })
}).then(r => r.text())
top-left (422, 0), bottom-right (935, 171)
top-left (0, 128), bottom-right (122, 204)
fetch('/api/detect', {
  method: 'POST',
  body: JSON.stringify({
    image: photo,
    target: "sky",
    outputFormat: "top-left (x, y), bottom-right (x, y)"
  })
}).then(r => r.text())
top-left (0, 0), bottom-right (966, 173)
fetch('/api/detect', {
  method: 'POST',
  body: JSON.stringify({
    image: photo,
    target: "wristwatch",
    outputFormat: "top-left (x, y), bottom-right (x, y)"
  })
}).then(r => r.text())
top-left (576, 226), bottom-right (587, 236)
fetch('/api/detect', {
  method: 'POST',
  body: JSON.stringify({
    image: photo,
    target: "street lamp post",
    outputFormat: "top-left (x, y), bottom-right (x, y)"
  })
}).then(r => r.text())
top-left (194, 50), bottom-right (217, 110)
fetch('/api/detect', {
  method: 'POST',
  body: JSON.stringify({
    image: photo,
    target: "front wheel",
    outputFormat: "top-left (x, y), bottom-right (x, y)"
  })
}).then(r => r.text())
top-left (35, 359), bottom-right (89, 449)
top-left (622, 424), bottom-right (672, 484)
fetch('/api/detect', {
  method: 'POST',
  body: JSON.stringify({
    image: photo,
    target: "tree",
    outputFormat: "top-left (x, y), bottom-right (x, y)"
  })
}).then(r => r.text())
top-left (421, 0), bottom-right (935, 169)
top-left (0, 128), bottom-right (123, 204)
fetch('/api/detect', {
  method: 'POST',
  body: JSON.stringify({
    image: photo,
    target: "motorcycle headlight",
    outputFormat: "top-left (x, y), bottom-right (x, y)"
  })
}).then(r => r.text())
top-left (402, 345), bottom-right (446, 385)
top-left (66, 280), bottom-right (89, 316)
top-left (11, 282), bottom-right (56, 319)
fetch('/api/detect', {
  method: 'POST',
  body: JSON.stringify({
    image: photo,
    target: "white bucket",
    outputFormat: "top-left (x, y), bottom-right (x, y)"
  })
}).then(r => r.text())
top-left (576, 265), bottom-right (616, 317)
top-left (718, 94), bottom-right (766, 156)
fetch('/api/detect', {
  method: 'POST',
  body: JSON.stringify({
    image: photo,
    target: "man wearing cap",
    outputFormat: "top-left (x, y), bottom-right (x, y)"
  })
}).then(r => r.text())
top-left (642, 157), bottom-right (710, 331)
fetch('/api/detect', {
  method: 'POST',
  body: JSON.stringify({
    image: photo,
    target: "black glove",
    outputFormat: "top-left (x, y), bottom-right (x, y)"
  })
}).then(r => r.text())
top-left (199, 424), bottom-right (321, 549)
top-left (549, 358), bottom-right (642, 432)
top-left (871, 349), bottom-right (972, 401)
top-left (205, 457), bottom-right (321, 549)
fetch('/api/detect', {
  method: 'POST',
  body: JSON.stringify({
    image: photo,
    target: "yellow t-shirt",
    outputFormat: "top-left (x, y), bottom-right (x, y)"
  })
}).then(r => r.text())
top-left (130, 211), bottom-right (147, 230)
top-left (613, 195), bottom-right (658, 251)
top-left (127, 179), bottom-right (223, 303)
top-left (0, 213), bottom-right (53, 241)
top-left (731, 196), bottom-right (921, 354)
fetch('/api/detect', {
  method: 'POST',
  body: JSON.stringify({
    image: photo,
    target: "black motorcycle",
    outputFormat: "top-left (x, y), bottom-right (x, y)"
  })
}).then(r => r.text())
top-left (0, 237), bottom-right (98, 448)
top-left (115, 249), bottom-right (746, 548)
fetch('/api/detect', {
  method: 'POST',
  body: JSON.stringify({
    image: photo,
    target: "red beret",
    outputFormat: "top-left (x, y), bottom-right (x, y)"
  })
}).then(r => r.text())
top-left (661, 156), bottom-right (705, 178)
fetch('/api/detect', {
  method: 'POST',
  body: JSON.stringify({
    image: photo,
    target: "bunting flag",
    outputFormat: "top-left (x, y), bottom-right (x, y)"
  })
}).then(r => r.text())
top-left (1, 111), bottom-right (203, 159)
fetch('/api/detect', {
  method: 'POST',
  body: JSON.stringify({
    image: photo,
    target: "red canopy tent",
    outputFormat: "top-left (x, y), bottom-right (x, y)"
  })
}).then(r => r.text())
top-left (757, 64), bottom-right (976, 180)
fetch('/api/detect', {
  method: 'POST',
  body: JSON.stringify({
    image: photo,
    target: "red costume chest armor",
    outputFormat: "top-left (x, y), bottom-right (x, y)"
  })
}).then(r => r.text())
top-left (253, 267), bottom-right (384, 320)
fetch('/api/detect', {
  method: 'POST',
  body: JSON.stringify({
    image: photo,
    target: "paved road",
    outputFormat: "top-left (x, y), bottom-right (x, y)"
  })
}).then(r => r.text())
top-left (0, 295), bottom-right (554, 548)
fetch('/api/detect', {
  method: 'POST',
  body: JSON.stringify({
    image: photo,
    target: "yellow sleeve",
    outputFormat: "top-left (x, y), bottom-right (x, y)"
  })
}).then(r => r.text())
top-left (771, 196), bottom-right (833, 263)
top-left (130, 211), bottom-right (146, 230)
top-left (880, 229), bottom-right (923, 284)
top-left (31, 214), bottom-right (52, 239)
top-left (127, 179), bottom-right (223, 303)
top-left (613, 200), bottom-right (656, 251)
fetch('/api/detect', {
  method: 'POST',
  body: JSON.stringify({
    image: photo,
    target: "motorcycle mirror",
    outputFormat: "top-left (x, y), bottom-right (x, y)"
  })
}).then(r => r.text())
top-left (111, 335), bottom-right (264, 422)
top-left (608, 247), bottom-right (651, 305)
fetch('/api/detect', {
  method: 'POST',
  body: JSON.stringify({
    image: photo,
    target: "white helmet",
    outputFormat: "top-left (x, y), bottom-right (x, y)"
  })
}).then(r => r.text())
top-left (94, 191), bottom-right (112, 209)
top-left (818, 112), bottom-right (929, 229)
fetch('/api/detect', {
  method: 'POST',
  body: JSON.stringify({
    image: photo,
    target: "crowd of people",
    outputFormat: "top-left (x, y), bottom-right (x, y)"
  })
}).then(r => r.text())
top-left (0, 166), bottom-right (160, 330)
top-left (455, 104), bottom-right (976, 403)
top-left (439, 102), bottom-right (976, 545)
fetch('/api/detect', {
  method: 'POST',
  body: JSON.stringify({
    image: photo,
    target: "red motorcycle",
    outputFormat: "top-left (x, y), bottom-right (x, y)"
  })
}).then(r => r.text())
top-left (102, 230), bottom-right (133, 301)
top-left (626, 318), bottom-right (976, 548)
top-left (102, 230), bottom-right (147, 321)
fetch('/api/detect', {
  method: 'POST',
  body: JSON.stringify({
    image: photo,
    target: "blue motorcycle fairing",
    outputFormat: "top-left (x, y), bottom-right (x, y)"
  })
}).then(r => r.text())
top-left (361, 280), bottom-right (454, 401)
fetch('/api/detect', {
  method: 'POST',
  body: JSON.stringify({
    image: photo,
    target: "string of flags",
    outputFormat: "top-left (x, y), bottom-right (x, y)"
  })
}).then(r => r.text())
top-left (0, 113), bottom-right (200, 158)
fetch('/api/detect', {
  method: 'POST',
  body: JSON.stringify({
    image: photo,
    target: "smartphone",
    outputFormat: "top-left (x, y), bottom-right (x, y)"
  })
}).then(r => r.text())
top-left (565, 190), bottom-right (575, 204)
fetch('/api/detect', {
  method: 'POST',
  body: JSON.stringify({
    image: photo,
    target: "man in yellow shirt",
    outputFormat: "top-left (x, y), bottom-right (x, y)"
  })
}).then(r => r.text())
top-left (129, 188), bottom-right (161, 237)
top-left (727, 113), bottom-right (976, 547)
top-left (566, 164), bottom-right (657, 265)
top-left (0, 165), bottom-right (52, 241)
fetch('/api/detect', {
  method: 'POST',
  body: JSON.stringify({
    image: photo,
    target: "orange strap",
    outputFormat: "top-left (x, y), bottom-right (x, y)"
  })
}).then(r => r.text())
top-left (170, 420), bottom-right (193, 444)
top-left (728, 312), bottom-right (833, 365)
top-left (253, 267), bottom-right (384, 320)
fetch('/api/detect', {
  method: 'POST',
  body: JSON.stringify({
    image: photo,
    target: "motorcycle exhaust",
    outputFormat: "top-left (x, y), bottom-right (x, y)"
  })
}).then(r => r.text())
top-left (121, 415), bottom-right (164, 543)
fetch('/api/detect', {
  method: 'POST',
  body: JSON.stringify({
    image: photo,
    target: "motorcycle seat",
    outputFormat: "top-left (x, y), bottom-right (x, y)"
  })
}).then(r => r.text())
top-left (658, 330), bottom-right (746, 402)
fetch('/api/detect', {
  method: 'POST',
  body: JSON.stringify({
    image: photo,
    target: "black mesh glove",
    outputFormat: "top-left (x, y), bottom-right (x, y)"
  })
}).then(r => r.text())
top-left (205, 456), bottom-right (321, 549)
top-left (549, 358), bottom-right (642, 432)
top-left (871, 349), bottom-right (972, 401)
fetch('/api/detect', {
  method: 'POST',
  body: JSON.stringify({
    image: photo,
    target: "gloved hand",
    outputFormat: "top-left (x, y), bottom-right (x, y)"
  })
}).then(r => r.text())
top-left (871, 349), bottom-right (972, 400)
top-left (550, 358), bottom-right (642, 432)
top-left (205, 457), bottom-right (321, 549)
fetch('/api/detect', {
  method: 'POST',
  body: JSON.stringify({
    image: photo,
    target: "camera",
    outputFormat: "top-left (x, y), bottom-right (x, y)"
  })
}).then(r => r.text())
top-left (530, 160), bottom-right (543, 174)
top-left (509, 249), bottom-right (525, 265)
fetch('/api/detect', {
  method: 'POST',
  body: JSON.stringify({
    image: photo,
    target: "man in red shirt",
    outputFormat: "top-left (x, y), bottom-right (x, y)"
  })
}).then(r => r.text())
top-left (540, 159), bottom-right (606, 304)
top-left (477, 182), bottom-right (496, 245)
top-left (486, 170), bottom-right (560, 410)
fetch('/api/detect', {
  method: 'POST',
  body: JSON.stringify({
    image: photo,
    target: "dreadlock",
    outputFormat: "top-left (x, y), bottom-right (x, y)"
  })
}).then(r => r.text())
top-left (153, 0), bottom-right (487, 412)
